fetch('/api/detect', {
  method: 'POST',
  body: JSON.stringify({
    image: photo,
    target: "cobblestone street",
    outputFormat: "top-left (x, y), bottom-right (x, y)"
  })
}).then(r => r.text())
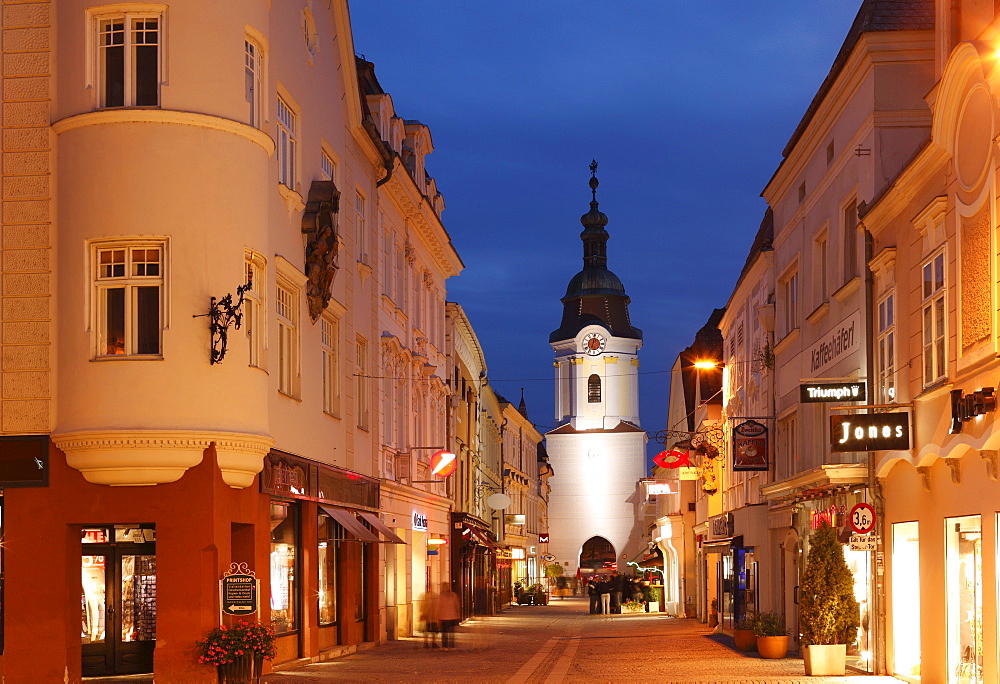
top-left (264, 597), bottom-right (900, 683)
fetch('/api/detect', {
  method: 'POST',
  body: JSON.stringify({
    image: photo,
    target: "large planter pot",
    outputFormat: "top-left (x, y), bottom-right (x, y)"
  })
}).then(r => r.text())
top-left (733, 629), bottom-right (757, 651)
top-left (217, 654), bottom-right (263, 684)
top-left (803, 644), bottom-right (847, 676)
top-left (756, 636), bottom-right (789, 659)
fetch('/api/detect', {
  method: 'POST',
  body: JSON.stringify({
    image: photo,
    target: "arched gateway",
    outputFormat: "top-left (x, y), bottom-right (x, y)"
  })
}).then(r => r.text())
top-left (580, 536), bottom-right (617, 573)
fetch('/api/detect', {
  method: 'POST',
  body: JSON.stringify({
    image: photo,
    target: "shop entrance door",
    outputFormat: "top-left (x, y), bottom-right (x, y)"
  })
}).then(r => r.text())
top-left (82, 525), bottom-right (156, 677)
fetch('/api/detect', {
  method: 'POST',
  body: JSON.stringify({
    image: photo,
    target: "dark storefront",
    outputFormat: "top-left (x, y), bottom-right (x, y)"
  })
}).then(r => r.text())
top-left (450, 512), bottom-right (498, 618)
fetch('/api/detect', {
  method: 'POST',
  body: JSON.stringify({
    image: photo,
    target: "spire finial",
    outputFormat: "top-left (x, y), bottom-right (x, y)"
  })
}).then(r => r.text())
top-left (589, 159), bottom-right (599, 202)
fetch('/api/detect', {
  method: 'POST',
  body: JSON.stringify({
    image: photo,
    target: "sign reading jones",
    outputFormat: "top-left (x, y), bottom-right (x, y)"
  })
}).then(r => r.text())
top-left (830, 412), bottom-right (910, 452)
top-left (800, 382), bottom-right (866, 403)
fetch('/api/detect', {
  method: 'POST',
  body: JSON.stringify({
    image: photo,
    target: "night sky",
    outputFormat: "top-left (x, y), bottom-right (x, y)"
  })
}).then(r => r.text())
top-left (350, 2), bottom-right (862, 467)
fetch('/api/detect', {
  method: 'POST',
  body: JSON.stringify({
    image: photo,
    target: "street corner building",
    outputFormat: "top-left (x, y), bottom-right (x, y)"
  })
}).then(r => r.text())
top-left (0, 0), bottom-right (533, 680)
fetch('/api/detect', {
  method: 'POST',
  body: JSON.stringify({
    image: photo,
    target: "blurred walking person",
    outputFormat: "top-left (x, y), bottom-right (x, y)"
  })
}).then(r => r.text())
top-left (438, 582), bottom-right (462, 650)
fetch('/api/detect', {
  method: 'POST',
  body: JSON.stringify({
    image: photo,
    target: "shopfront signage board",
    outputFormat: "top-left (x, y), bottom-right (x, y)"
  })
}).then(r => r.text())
top-left (830, 412), bottom-right (910, 452)
top-left (412, 512), bottom-right (428, 531)
top-left (220, 564), bottom-right (258, 617)
top-left (538, 533), bottom-right (550, 543)
top-left (849, 534), bottom-right (877, 551)
top-left (800, 381), bottom-right (866, 403)
top-left (849, 502), bottom-right (876, 534)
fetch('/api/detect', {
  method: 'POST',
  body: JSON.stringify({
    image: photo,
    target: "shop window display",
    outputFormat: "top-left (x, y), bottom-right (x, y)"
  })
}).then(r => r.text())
top-left (318, 512), bottom-right (340, 625)
top-left (270, 502), bottom-right (299, 634)
top-left (892, 521), bottom-right (920, 678)
top-left (947, 515), bottom-right (981, 684)
top-left (843, 545), bottom-right (872, 671)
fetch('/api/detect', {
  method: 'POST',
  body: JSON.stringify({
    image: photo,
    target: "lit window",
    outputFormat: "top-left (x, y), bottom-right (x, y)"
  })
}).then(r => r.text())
top-left (270, 502), bottom-right (299, 634)
top-left (921, 251), bottom-right (946, 385)
top-left (94, 243), bottom-right (164, 357)
top-left (317, 512), bottom-right (339, 625)
top-left (321, 315), bottom-right (339, 417)
top-left (877, 292), bottom-right (895, 402)
top-left (277, 96), bottom-right (297, 189)
top-left (276, 282), bottom-right (298, 397)
top-left (98, 13), bottom-right (160, 108)
top-left (245, 38), bottom-right (263, 128)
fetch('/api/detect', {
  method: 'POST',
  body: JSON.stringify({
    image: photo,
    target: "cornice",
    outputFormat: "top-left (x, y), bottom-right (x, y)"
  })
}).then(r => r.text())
top-left (52, 110), bottom-right (275, 156)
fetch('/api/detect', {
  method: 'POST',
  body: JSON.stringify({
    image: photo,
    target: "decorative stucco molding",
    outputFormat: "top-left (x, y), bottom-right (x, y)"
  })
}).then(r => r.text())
top-left (915, 465), bottom-right (932, 492)
top-left (52, 430), bottom-right (273, 487)
top-left (944, 457), bottom-right (962, 484)
top-left (52, 110), bottom-right (275, 155)
top-left (982, 450), bottom-right (999, 480)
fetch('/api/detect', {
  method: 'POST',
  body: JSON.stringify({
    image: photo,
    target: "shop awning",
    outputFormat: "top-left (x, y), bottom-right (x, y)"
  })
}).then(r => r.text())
top-left (466, 525), bottom-right (498, 549)
top-left (627, 547), bottom-right (664, 572)
top-left (319, 505), bottom-right (379, 543)
top-left (357, 511), bottom-right (405, 544)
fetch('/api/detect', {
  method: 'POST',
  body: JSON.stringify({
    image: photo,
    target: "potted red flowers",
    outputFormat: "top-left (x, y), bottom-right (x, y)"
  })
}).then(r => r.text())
top-left (197, 620), bottom-right (277, 683)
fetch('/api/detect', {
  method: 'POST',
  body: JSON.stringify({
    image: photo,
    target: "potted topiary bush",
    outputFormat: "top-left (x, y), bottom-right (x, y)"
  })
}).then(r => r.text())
top-left (733, 611), bottom-right (757, 651)
top-left (798, 521), bottom-right (860, 676)
top-left (753, 611), bottom-right (789, 659)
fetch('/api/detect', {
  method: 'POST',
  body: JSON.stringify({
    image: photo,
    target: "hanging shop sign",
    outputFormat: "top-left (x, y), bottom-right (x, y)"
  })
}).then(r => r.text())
top-left (429, 449), bottom-right (457, 477)
top-left (220, 563), bottom-right (259, 617)
top-left (800, 381), bottom-right (866, 403)
top-left (538, 533), bottom-right (550, 544)
top-left (830, 412), bottom-right (910, 452)
top-left (808, 311), bottom-right (861, 375)
top-left (732, 420), bottom-right (768, 472)
top-left (0, 435), bottom-right (49, 488)
top-left (949, 388), bottom-right (996, 434)
top-left (645, 482), bottom-right (672, 496)
top-left (653, 449), bottom-right (690, 469)
top-left (541, 553), bottom-right (556, 562)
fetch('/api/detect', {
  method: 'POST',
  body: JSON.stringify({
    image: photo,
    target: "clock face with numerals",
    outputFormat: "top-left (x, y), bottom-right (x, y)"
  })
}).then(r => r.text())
top-left (582, 332), bottom-right (606, 355)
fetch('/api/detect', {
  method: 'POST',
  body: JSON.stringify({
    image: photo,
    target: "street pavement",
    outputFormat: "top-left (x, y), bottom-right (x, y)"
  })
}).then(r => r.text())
top-left (265, 596), bottom-right (903, 683)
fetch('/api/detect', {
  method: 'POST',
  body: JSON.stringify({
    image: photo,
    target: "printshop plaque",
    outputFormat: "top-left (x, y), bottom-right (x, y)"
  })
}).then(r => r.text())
top-left (221, 563), bottom-right (259, 617)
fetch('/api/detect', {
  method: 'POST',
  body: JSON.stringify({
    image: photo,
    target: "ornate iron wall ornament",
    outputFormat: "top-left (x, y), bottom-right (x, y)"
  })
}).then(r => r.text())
top-left (195, 272), bottom-right (253, 364)
top-left (302, 180), bottom-right (341, 321)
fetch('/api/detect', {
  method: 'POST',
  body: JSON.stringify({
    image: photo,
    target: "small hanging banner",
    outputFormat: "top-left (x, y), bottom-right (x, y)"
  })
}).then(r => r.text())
top-left (220, 562), bottom-right (259, 617)
top-left (732, 420), bottom-right (768, 472)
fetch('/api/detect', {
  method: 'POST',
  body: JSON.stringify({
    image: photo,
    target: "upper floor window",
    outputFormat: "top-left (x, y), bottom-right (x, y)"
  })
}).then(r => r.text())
top-left (814, 232), bottom-right (828, 303)
top-left (356, 336), bottom-right (370, 429)
top-left (355, 191), bottom-right (369, 265)
top-left (276, 281), bottom-right (299, 397)
top-left (877, 291), bottom-right (895, 403)
top-left (321, 315), bottom-right (340, 417)
top-left (922, 251), bottom-right (946, 385)
top-left (98, 13), bottom-right (160, 108)
top-left (245, 253), bottom-right (265, 368)
top-left (780, 269), bottom-right (799, 336)
top-left (842, 199), bottom-right (859, 283)
top-left (277, 95), bottom-right (297, 189)
top-left (320, 150), bottom-right (336, 182)
top-left (245, 38), bottom-right (263, 128)
top-left (588, 374), bottom-right (601, 403)
top-left (94, 242), bottom-right (164, 357)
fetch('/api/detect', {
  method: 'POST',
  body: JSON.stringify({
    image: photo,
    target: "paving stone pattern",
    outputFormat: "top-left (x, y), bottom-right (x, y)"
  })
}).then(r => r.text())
top-left (264, 597), bottom-right (902, 683)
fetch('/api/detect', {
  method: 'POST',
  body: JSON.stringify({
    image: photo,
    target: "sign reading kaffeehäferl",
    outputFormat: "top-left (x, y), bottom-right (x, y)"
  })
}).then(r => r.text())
top-left (800, 381), bottom-right (866, 403)
top-left (830, 412), bottom-right (910, 452)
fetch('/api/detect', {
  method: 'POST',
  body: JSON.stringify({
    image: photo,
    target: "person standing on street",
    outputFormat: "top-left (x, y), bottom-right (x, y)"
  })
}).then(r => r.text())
top-left (587, 576), bottom-right (600, 614)
top-left (599, 575), bottom-right (611, 614)
top-left (610, 571), bottom-right (624, 614)
top-left (437, 582), bottom-right (462, 650)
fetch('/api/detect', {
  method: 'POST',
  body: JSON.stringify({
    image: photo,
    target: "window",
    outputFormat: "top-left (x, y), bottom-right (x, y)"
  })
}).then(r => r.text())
top-left (946, 516), bottom-right (981, 681)
top-left (276, 282), bottom-right (298, 396)
top-left (778, 414), bottom-right (797, 480)
top-left (780, 270), bottom-right (799, 335)
top-left (98, 12), bottom-right (160, 108)
top-left (94, 243), bottom-right (164, 357)
top-left (245, 253), bottom-right (265, 368)
top-left (277, 95), bottom-right (297, 189)
top-left (321, 315), bottom-right (339, 417)
top-left (317, 512), bottom-right (340, 625)
top-left (244, 38), bottom-right (262, 128)
top-left (356, 191), bottom-right (368, 265)
top-left (320, 151), bottom-right (336, 182)
top-left (270, 501), bottom-right (299, 634)
top-left (891, 522), bottom-right (920, 677)
top-left (843, 199), bottom-right (858, 283)
top-left (877, 292), bottom-right (895, 402)
top-left (356, 336), bottom-right (369, 429)
top-left (588, 374), bottom-right (601, 403)
top-left (922, 251), bottom-right (946, 385)
top-left (815, 233), bottom-right (828, 302)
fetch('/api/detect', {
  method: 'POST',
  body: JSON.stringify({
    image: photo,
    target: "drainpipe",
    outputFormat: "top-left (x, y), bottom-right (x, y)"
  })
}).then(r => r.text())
top-left (863, 225), bottom-right (886, 675)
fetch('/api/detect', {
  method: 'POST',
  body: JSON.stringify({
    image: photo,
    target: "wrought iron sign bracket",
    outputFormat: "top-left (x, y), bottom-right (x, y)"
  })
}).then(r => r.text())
top-left (193, 272), bottom-right (253, 364)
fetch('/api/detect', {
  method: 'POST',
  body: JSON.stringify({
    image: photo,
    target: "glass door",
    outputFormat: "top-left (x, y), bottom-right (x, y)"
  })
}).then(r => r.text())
top-left (947, 515), bottom-right (981, 684)
top-left (82, 526), bottom-right (156, 677)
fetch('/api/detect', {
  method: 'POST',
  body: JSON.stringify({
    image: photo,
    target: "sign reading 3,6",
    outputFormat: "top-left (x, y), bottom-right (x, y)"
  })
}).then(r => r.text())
top-left (849, 503), bottom-right (876, 535)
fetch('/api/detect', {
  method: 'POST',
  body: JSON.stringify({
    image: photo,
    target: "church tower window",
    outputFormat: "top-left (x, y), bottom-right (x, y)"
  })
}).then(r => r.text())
top-left (588, 374), bottom-right (601, 403)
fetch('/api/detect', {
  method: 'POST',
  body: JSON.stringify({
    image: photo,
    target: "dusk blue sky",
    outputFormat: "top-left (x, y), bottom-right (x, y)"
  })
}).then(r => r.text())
top-left (350, 3), bottom-right (862, 467)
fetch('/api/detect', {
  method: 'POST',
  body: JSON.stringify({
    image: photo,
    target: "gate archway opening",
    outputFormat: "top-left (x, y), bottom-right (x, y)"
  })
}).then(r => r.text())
top-left (579, 536), bottom-right (617, 575)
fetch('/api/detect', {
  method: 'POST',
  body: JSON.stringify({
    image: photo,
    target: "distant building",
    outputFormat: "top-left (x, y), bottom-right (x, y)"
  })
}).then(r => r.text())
top-left (545, 165), bottom-right (646, 579)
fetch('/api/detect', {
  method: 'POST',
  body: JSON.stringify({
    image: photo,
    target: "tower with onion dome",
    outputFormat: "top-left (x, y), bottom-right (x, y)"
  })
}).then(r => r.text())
top-left (545, 161), bottom-right (647, 580)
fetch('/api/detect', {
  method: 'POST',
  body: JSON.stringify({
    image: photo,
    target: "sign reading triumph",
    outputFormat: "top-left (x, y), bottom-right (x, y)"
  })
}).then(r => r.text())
top-left (800, 381), bottom-right (867, 403)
